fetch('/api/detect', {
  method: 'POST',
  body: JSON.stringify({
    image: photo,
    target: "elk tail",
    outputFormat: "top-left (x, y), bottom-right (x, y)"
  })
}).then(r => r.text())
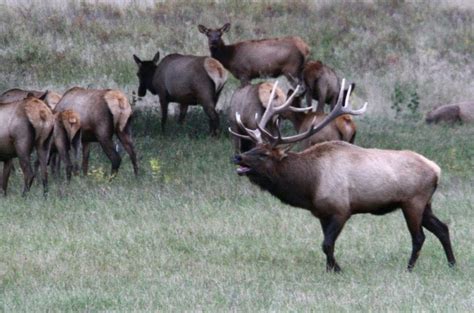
top-left (104, 90), bottom-right (132, 132)
top-left (204, 57), bottom-right (228, 93)
top-left (293, 36), bottom-right (310, 60)
top-left (24, 98), bottom-right (55, 143)
top-left (335, 115), bottom-right (356, 143)
top-left (59, 110), bottom-right (81, 142)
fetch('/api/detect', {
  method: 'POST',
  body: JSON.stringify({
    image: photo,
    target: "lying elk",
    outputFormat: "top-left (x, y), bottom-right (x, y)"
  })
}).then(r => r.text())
top-left (281, 87), bottom-right (357, 148)
top-left (133, 51), bottom-right (227, 135)
top-left (0, 93), bottom-right (54, 196)
top-left (426, 101), bottom-right (474, 124)
top-left (231, 80), bottom-right (455, 272)
top-left (198, 23), bottom-right (309, 87)
top-left (229, 82), bottom-right (308, 152)
top-left (301, 60), bottom-right (346, 113)
top-left (55, 87), bottom-right (138, 176)
top-left (0, 88), bottom-right (62, 110)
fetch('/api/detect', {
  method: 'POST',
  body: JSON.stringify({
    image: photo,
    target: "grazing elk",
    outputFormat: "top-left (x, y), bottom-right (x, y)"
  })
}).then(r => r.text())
top-left (229, 81), bottom-right (308, 152)
top-left (0, 94), bottom-right (54, 196)
top-left (198, 23), bottom-right (310, 88)
top-left (231, 80), bottom-right (456, 272)
top-left (0, 88), bottom-right (62, 110)
top-left (133, 52), bottom-right (228, 136)
top-left (302, 60), bottom-right (343, 113)
top-left (55, 87), bottom-right (138, 176)
top-left (426, 101), bottom-right (474, 124)
top-left (281, 88), bottom-right (357, 148)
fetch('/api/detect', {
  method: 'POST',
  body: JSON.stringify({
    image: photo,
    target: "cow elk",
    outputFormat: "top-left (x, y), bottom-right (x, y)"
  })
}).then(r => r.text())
top-left (228, 81), bottom-right (309, 152)
top-left (231, 80), bottom-right (456, 272)
top-left (55, 87), bottom-right (138, 176)
top-left (198, 23), bottom-right (310, 88)
top-left (0, 88), bottom-right (62, 110)
top-left (302, 60), bottom-right (342, 113)
top-left (426, 101), bottom-right (474, 124)
top-left (0, 94), bottom-right (54, 196)
top-left (281, 88), bottom-right (357, 148)
top-left (133, 51), bottom-right (228, 136)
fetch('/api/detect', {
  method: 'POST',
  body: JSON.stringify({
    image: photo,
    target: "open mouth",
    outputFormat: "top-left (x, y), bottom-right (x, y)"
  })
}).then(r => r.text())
top-left (236, 165), bottom-right (251, 176)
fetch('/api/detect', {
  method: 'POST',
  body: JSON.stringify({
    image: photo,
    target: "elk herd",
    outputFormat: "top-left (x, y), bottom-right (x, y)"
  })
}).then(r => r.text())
top-left (0, 22), bottom-right (459, 272)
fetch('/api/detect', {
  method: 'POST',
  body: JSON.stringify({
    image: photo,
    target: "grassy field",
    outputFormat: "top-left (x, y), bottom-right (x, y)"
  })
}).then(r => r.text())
top-left (1, 0), bottom-right (473, 311)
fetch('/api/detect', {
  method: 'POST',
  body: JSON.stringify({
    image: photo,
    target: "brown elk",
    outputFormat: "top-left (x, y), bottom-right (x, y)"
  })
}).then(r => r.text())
top-left (198, 23), bottom-right (310, 87)
top-left (302, 60), bottom-right (342, 113)
top-left (0, 94), bottom-right (54, 196)
top-left (426, 101), bottom-right (474, 124)
top-left (0, 88), bottom-right (62, 110)
top-left (55, 87), bottom-right (138, 176)
top-left (133, 52), bottom-right (228, 136)
top-left (281, 88), bottom-right (357, 148)
top-left (231, 80), bottom-right (456, 272)
top-left (228, 81), bottom-right (309, 152)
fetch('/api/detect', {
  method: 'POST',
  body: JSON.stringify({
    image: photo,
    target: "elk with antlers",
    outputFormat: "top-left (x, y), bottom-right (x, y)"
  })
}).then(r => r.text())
top-left (198, 23), bottom-right (309, 87)
top-left (231, 80), bottom-right (455, 272)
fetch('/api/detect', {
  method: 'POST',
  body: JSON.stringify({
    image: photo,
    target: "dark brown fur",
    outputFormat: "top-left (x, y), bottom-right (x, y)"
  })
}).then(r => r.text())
top-left (133, 52), bottom-right (227, 135)
top-left (303, 61), bottom-right (341, 113)
top-left (55, 87), bottom-right (138, 176)
top-left (198, 23), bottom-right (309, 87)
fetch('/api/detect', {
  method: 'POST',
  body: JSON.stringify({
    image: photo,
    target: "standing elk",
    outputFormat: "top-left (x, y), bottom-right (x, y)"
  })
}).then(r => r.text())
top-left (302, 60), bottom-right (343, 113)
top-left (133, 51), bottom-right (228, 136)
top-left (231, 80), bottom-right (456, 272)
top-left (229, 81), bottom-right (308, 152)
top-left (0, 93), bottom-right (54, 196)
top-left (426, 101), bottom-right (474, 124)
top-left (0, 88), bottom-right (62, 110)
top-left (55, 87), bottom-right (138, 176)
top-left (198, 23), bottom-right (310, 88)
top-left (281, 87), bottom-right (357, 148)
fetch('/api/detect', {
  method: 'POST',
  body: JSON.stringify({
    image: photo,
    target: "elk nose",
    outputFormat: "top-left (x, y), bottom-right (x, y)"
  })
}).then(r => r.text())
top-left (232, 155), bottom-right (242, 164)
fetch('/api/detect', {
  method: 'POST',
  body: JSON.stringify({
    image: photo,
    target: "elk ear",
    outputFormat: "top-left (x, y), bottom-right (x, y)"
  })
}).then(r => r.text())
top-left (39, 91), bottom-right (49, 101)
top-left (221, 23), bottom-right (231, 33)
top-left (198, 24), bottom-right (207, 34)
top-left (276, 144), bottom-right (292, 160)
top-left (152, 51), bottom-right (160, 64)
top-left (133, 54), bottom-right (142, 66)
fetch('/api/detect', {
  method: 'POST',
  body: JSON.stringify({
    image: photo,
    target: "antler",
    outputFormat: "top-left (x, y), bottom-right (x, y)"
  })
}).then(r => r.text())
top-left (274, 79), bottom-right (367, 145)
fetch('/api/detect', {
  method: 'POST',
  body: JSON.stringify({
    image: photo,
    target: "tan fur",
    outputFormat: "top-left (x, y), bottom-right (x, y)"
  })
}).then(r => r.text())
top-left (335, 115), bottom-right (356, 142)
top-left (59, 110), bottom-right (81, 141)
top-left (291, 36), bottom-right (310, 59)
top-left (203, 57), bottom-right (228, 92)
top-left (24, 98), bottom-right (54, 143)
top-left (103, 90), bottom-right (132, 131)
top-left (45, 91), bottom-right (62, 110)
top-left (258, 82), bottom-right (286, 108)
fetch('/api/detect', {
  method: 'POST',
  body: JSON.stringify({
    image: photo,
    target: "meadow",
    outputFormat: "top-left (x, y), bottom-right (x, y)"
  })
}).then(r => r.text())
top-left (0, 0), bottom-right (473, 311)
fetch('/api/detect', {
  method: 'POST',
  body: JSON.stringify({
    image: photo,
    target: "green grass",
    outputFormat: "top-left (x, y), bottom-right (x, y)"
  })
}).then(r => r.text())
top-left (0, 1), bottom-right (473, 311)
top-left (0, 114), bottom-right (473, 311)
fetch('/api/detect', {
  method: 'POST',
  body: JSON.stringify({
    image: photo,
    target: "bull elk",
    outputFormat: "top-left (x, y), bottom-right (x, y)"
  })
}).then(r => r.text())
top-left (231, 80), bottom-right (456, 272)
top-left (55, 87), bottom-right (138, 176)
top-left (0, 93), bottom-right (54, 196)
top-left (228, 81), bottom-right (309, 152)
top-left (302, 60), bottom-right (343, 113)
top-left (0, 88), bottom-right (62, 110)
top-left (281, 88), bottom-right (357, 148)
top-left (426, 101), bottom-right (474, 124)
top-left (198, 23), bottom-right (309, 87)
top-left (133, 51), bottom-right (228, 136)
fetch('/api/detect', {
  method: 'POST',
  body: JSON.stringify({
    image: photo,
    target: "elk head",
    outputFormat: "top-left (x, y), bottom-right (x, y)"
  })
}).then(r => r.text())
top-left (133, 51), bottom-right (160, 97)
top-left (198, 23), bottom-right (231, 48)
top-left (231, 79), bottom-right (367, 178)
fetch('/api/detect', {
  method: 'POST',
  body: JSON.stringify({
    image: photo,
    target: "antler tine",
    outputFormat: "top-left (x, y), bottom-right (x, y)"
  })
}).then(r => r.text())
top-left (236, 112), bottom-right (262, 143)
top-left (276, 78), bottom-right (367, 145)
top-left (228, 127), bottom-right (253, 140)
top-left (258, 83), bottom-right (301, 131)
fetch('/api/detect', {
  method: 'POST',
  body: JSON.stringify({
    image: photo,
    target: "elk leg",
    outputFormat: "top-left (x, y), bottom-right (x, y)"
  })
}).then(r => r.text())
top-left (159, 99), bottom-right (169, 133)
top-left (56, 141), bottom-right (73, 182)
top-left (36, 147), bottom-right (50, 196)
top-left (82, 142), bottom-right (90, 176)
top-left (18, 154), bottom-right (34, 197)
top-left (2, 160), bottom-right (13, 196)
top-left (202, 105), bottom-right (220, 136)
top-left (320, 215), bottom-right (347, 272)
top-left (178, 104), bottom-right (188, 124)
top-left (422, 204), bottom-right (456, 267)
top-left (116, 126), bottom-right (138, 176)
top-left (97, 137), bottom-right (121, 176)
top-left (316, 89), bottom-right (326, 114)
top-left (402, 206), bottom-right (425, 271)
top-left (305, 89), bottom-right (314, 110)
